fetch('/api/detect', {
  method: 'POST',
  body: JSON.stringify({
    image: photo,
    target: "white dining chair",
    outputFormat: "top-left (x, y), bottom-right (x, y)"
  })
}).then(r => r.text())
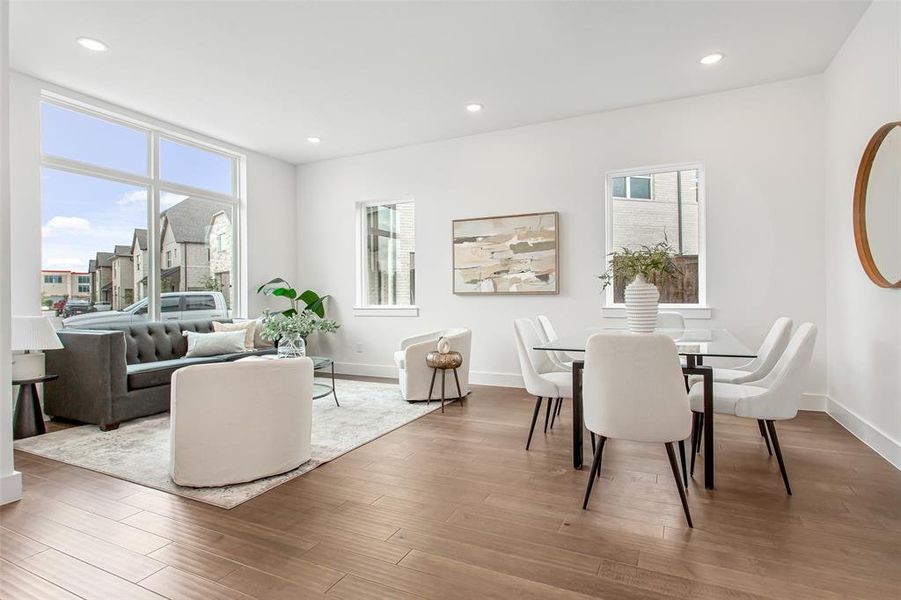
top-left (688, 323), bottom-right (817, 495)
top-left (656, 311), bottom-right (686, 330)
top-left (536, 315), bottom-right (574, 371)
top-left (581, 332), bottom-right (693, 527)
top-left (513, 319), bottom-right (573, 449)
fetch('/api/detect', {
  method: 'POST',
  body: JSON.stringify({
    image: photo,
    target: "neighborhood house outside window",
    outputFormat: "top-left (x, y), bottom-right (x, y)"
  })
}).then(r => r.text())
top-left (606, 165), bottom-right (705, 305)
top-left (360, 200), bottom-right (416, 307)
top-left (39, 97), bottom-right (242, 317)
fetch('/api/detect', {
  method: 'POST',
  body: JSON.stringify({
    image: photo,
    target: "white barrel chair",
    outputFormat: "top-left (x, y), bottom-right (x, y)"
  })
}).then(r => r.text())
top-left (394, 328), bottom-right (472, 401)
top-left (170, 357), bottom-right (313, 487)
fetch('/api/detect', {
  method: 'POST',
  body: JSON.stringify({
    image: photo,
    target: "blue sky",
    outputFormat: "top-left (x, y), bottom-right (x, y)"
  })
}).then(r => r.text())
top-left (40, 102), bottom-right (233, 272)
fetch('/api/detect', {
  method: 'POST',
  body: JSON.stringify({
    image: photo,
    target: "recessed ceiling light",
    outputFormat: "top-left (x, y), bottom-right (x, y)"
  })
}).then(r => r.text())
top-left (466, 103), bottom-right (483, 113)
top-left (76, 37), bottom-right (108, 52)
top-left (307, 136), bottom-right (321, 144)
top-left (700, 53), bottom-right (724, 65)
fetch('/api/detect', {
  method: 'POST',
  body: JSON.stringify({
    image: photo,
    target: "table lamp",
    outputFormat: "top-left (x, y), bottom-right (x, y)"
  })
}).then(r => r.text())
top-left (11, 316), bottom-right (63, 381)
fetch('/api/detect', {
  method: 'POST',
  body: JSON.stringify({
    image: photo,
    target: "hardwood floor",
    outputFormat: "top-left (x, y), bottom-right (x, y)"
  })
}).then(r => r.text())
top-left (3, 382), bottom-right (901, 599)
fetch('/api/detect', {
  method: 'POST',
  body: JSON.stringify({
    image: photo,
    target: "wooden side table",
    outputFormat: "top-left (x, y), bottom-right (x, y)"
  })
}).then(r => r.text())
top-left (12, 374), bottom-right (58, 440)
top-left (426, 351), bottom-right (464, 413)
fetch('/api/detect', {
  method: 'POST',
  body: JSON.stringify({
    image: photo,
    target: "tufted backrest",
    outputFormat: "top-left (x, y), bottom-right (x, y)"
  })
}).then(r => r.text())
top-left (76, 319), bottom-right (231, 364)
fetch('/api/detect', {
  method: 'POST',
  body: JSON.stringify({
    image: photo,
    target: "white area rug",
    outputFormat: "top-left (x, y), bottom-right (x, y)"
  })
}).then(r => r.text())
top-left (15, 378), bottom-right (441, 509)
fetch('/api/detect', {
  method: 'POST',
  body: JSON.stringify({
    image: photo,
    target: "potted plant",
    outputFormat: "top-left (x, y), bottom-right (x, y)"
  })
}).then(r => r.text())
top-left (599, 240), bottom-right (681, 333)
top-left (257, 278), bottom-right (339, 357)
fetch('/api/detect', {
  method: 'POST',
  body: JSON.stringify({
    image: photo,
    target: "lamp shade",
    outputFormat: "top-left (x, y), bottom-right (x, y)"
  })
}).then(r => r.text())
top-left (11, 316), bottom-right (64, 351)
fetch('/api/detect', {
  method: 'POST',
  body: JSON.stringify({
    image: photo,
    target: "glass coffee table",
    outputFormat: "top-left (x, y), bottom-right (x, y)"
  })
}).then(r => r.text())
top-left (311, 356), bottom-right (339, 407)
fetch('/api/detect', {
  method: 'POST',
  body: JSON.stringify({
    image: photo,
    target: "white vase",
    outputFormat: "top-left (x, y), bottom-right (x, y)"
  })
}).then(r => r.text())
top-left (624, 274), bottom-right (659, 333)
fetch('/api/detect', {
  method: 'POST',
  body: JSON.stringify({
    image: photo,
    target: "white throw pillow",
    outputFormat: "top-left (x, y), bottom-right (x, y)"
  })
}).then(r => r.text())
top-left (183, 330), bottom-right (246, 358)
top-left (212, 320), bottom-right (256, 350)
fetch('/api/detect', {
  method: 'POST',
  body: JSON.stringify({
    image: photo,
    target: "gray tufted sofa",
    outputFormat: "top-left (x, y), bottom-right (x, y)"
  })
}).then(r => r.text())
top-left (44, 319), bottom-right (275, 430)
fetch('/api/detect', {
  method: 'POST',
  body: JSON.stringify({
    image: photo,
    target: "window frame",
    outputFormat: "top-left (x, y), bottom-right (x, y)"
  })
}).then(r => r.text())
top-left (603, 162), bottom-right (710, 317)
top-left (353, 197), bottom-right (419, 317)
top-left (39, 92), bottom-right (245, 320)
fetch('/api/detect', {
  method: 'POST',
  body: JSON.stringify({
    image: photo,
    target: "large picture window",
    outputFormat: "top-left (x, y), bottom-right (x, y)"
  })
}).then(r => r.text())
top-left (356, 199), bottom-right (416, 313)
top-left (605, 164), bottom-right (706, 306)
top-left (40, 95), bottom-right (242, 319)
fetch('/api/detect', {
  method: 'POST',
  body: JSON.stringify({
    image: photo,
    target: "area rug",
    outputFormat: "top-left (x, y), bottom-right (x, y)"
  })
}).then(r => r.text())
top-left (14, 378), bottom-right (442, 509)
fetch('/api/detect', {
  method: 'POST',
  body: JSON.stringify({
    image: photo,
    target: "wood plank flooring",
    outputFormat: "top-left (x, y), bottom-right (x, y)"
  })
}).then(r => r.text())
top-left (3, 382), bottom-right (901, 599)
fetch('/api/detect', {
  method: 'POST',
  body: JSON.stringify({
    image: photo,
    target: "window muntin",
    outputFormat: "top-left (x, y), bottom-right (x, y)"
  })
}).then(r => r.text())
top-left (606, 165), bottom-right (704, 305)
top-left (41, 102), bottom-right (148, 176)
top-left (39, 97), bottom-right (242, 319)
top-left (359, 200), bottom-right (415, 307)
top-left (160, 137), bottom-right (235, 195)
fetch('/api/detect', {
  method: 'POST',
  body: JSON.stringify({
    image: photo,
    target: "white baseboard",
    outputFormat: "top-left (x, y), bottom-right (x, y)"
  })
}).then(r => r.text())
top-left (826, 396), bottom-right (901, 471)
top-left (0, 471), bottom-right (22, 505)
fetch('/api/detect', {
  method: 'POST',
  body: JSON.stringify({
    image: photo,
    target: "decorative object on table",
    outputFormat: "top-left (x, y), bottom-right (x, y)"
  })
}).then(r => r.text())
top-left (452, 211), bottom-right (558, 294)
top-left (600, 240), bottom-right (681, 333)
top-left (11, 315), bottom-right (63, 381)
top-left (259, 310), bottom-right (337, 355)
top-left (394, 329), bottom-right (472, 401)
top-left (277, 334), bottom-right (306, 359)
top-left (425, 344), bottom-right (464, 413)
top-left (853, 121), bottom-right (901, 288)
top-left (12, 374), bottom-right (59, 439)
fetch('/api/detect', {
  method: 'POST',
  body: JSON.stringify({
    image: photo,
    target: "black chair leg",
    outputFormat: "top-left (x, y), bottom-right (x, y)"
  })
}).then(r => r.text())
top-left (665, 442), bottom-right (693, 528)
top-left (694, 412), bottom-right (704, 455)
top-left (453, 369), bottom-right (463, 403)
top-left (758, 419), bottom-right (773, 456)
top-left (427, 368), bottom-right (437, 405)
top-left (526, 397), bottom-right (542, 450)
top-left (582, 436), bottom-right (607, 509)
top-left (689, 412), bottom-right (700, 476)
top-left (766, 420), bottom-right (792, 495)
top-left (678, 439), bottom-right (688, 488)
top-left (543, 396), bottom-right (553, 433)
top-left (549, 398), bottom-right (559, 429)
top-left (556, 398), bottom-right (563, 416)
top-left (589, 431), bottom-right (596, 455)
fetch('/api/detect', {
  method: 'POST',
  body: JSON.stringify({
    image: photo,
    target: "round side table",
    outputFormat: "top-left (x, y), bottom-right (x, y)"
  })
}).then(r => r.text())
top-left (425, 351), bottom-right (464, 413)
top-left (12, 374), bottom-right (58, 440)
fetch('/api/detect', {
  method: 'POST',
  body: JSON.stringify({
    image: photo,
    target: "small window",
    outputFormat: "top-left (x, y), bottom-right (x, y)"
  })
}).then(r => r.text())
top-left (165, 250), bottom-right (172, 268)
top-left (184, 295), bottom-right (216, 311)
top-left (358, 200), bottom-right (416, 307)
top-left (77, 275), bottom-right (90, 284)
top-left (77, 284), bottom-right (90, 293)
top-left (161, 296), bottom-right (181, 313)
top-left (43, 274), bottom-right (63, 284)
top-left (607, 165), bottom-right (705, 305)
top-left (160, 137), bottom-right (235, 196)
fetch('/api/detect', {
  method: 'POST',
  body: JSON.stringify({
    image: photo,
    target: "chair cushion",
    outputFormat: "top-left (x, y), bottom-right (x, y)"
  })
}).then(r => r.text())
top-left (688, 381), bottom-right (767, 415)
top-left (539, 371), bottom-right (573, 398)
top-left (126, 356), bottom-right (223, 390)
top-left (394, 350), bottom-right (406, 369)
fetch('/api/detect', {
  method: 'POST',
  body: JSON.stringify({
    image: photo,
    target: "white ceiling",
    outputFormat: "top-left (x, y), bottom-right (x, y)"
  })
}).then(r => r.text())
top-left (11, 1), bottom-right (867, 164)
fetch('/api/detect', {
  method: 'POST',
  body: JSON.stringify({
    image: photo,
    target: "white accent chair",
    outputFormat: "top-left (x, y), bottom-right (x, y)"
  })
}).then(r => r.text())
top-left (688, 323), bottom-right (817, 495)
top-left (710, 317), bottom-right (794, 384)
top-left (582, 332), bottom-right (693, 527)
top-left (513, 319), bottom-right (573, 449)
top-left (169, 357), bottom-right (313, 487)
top-left (656, 311), bottom-right (686, 330)
top-left (394, 329), bottom-right (471, 401)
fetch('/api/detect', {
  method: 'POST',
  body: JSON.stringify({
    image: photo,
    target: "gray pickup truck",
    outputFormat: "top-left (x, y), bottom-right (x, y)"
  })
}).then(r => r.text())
top-left (62, 291), bottom-right (230, 328)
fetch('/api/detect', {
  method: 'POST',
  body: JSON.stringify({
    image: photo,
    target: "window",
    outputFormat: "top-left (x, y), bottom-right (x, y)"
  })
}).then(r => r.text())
top-left (161, 296), bottom-right (181, 313)
top-left (43, 274), bottom-right (63, 284)
top-left (77, 284), bottom-right (90, 293)
top-left (356, 200), bottom-right (416, 315)
top-left (184, 295), bottom-right (216, 311)
top-left (77, 275), bottom-right (90, 284)
top-left (40, 94), bottom-right (243, 318)
top-left (606, 165), bottom-right (705, 306)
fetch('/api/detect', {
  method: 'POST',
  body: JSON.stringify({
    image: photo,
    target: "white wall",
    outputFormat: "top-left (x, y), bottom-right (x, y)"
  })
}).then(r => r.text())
top-left (823, 1), bottom-right (901, 468)
top-left (1, 0), bottom-right (23, 505)
top-left (297, 76), bottom-right (828, 399)
top-left (9, 72), bottom-right (297, 319)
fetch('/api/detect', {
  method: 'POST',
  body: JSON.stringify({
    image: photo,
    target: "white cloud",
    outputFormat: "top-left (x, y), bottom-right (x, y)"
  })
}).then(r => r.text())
top-left (116, 190), bottom-right (147, 207)
top-left (42, 216), bottom-right (92, 237)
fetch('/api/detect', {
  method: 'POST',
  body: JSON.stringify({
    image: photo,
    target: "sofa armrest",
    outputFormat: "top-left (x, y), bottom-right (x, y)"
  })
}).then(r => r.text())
top-left (400, 331), bottom-right (441, 351)
top-left (44, 330), bottom-right (128, 428)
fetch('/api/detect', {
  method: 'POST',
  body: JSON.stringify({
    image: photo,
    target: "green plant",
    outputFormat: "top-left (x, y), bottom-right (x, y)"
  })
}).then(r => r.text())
top-left (256, 277), bottom-right (329, 318)
top-left (259, 309), bottom-right (339, 342)
top-left (599, 239), bottom-right (682, 290)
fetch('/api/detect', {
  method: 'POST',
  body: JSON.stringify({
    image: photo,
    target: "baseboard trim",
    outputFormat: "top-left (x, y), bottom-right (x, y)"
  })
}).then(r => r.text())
top-left (0, 471), bottom-right (23, 505)
top-left (826, 396), bottom-right (901, 471)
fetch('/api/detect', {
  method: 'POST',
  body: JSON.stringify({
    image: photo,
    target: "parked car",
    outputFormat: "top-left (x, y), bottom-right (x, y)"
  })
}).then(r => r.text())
top-left (92, 302), bottom-right (112, 312)
top-left (62, 291), bottom-right (230, 328)
top-left (62, 298), bottom-right (93, 317)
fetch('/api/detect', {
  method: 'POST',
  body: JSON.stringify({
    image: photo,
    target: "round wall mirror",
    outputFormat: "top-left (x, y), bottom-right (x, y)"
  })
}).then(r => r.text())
top-left (854, 122), bottom-right (901, 288)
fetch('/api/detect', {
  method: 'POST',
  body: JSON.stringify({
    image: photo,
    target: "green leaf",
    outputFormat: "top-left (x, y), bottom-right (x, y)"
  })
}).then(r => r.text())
top-left (283, 308), bottom-right (297, 318)
top-left (271, 287), bottom-right (298, 300)
top-left (256, 277), bottom-right (289, 294)
top-left (300, 290), bottom-right (329, 318)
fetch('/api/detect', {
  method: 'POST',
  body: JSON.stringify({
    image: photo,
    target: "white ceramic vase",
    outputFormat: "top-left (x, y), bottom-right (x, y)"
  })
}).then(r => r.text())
top-left (624, 274), bottom-right (660, 333)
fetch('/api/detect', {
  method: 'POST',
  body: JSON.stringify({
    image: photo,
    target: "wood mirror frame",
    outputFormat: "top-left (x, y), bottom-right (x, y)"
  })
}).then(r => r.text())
top-left (853, 121), bottom-right (901, 288)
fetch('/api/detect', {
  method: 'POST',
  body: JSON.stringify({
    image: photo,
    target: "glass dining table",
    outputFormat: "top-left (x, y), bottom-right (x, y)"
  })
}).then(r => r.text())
top-left (534, 327), bottom-right (756, 490)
